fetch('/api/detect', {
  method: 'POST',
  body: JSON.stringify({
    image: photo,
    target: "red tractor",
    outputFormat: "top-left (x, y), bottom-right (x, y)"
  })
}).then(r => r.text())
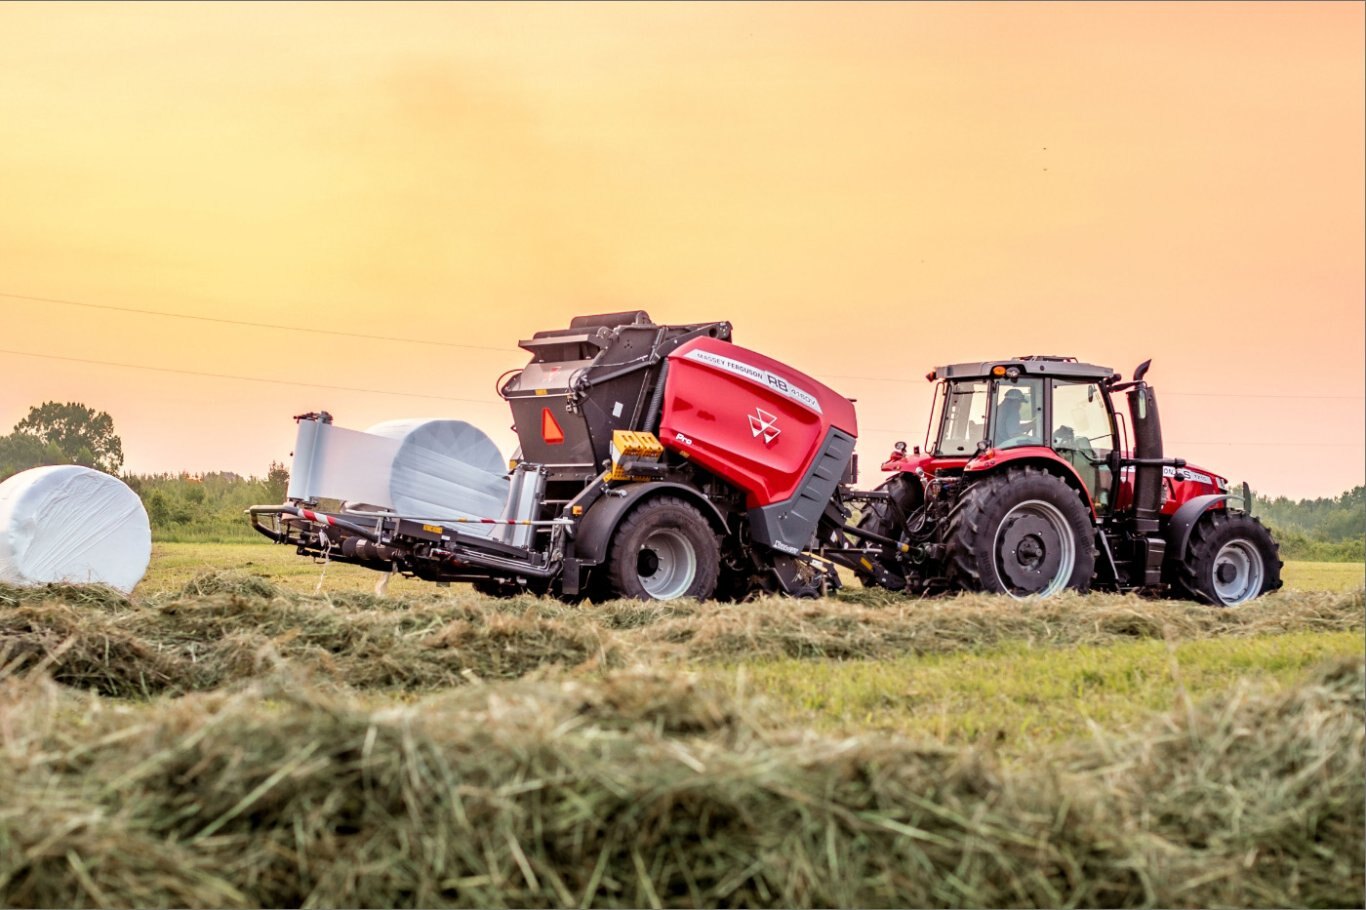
top-left (848, 356), bottom-right (1282, 605)
top-left (251, 314), bottom-right (1280, 606)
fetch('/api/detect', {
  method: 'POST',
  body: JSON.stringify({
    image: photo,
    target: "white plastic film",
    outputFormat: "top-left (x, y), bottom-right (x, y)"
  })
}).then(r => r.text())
top-left (0, 465), bottom-right (152, 594)
top-left (366, 419), bottom-right (508, 537)
top-left (285, 417), bottom-right (510, 536)
top-left (287, 421), bottom-right (401, 507)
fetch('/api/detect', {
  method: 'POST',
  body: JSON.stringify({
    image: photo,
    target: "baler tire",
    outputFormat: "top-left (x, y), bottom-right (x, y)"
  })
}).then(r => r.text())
top-left (605, 496), bottom-right (720, 601)
top-left (1175, 510), bottom-right (1282, 606)
top-left (945, 466), bottom-right (1096, 597)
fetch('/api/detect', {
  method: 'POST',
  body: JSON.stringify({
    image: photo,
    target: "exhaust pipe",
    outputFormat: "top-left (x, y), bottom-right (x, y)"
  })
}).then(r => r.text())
top-left (1126, 381), bottom-right (1163, 533)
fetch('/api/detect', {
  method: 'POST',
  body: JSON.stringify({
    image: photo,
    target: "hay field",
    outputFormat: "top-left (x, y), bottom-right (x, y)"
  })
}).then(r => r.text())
top-left (0, 542), bottom-right (1361, 908)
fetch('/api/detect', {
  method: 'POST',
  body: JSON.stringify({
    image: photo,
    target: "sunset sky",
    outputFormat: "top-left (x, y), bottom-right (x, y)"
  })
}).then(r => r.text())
top-left (1, 1), bottom-right (1361, 500)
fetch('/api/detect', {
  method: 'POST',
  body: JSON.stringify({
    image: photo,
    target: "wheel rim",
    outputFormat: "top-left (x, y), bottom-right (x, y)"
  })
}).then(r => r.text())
top-left (1211, 539), bottom-right (1264, 605)
top-left (992, 499), bottom-right (1076, 598)
top-left (635, 528), bottom-right (697, 599)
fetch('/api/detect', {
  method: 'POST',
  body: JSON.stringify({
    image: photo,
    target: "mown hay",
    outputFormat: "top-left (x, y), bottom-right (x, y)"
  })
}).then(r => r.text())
top-left (0, 576), bottom-right (1359, 697)
top-left (631, 588), bottom-right (1366, 662)
top-left (0, 658), bottom-right (1359, 908)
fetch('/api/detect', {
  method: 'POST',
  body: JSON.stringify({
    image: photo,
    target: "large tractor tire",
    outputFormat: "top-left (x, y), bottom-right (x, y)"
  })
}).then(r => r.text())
top-left (945, 466), bottom-right (1096, 597)
top-left (605, 496), bottom-right (720, 601)
top-left (1175, 510), bottom-right (1282, 606)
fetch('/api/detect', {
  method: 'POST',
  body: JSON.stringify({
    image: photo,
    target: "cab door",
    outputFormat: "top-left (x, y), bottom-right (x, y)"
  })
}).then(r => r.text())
top-left (1050, 380), bottom-right (1118, 512)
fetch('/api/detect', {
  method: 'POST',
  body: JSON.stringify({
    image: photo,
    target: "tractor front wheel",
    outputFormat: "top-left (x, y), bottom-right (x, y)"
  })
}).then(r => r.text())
top-left (1176, 511), bottom-right (1282, 606)
top-left (605, 496), bottom-right (720, 601)
top-left (945, 467), bottom-right (1096, 597)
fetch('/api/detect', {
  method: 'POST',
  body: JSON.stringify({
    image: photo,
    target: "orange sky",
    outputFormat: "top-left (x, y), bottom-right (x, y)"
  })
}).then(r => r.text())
top-left (1, 1), bottom-right (1361, 500)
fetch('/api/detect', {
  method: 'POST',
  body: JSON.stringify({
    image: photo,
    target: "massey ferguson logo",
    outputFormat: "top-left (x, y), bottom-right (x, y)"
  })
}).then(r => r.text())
top-left (748, 408), bottom-right (781, 445)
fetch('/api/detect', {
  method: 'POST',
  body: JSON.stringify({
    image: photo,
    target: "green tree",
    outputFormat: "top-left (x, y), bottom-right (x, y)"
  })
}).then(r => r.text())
top-left (266, 460), bottom-right (290, 501)
top-left (10, 401), bottom-right (124, 473)
top-left (0, 433), bottom-right (65, 480)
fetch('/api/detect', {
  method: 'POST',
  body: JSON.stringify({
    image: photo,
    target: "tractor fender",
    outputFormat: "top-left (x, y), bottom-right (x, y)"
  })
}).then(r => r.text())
top-left (1166, 494), bottom-right (1231, 559)
top-left (963, 448), bottom-right (1098, 517)
top-left (571, 482), bottom-right (729, 567)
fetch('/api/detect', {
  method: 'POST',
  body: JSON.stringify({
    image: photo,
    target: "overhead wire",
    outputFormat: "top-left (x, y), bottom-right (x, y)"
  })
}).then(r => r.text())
top-left (0, 291), bottom-right (513, 353)
top-left (0, 347), bottom-right (501, 406)
top-left (5, 288), bottom-right (1363, 448)
top-left (7, 289), bottom-right (1360, 400)
top-left (816, 371), bottom-right (1363, 401)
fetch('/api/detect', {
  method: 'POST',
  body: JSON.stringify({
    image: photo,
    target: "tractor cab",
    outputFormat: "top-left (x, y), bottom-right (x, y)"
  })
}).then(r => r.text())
top-left (914, 356), bottom-right (1121, 511)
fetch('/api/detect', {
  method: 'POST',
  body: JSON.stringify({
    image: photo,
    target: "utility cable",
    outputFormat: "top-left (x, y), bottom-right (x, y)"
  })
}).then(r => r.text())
top-left (0, 291), bottom-right (513, 353)
top-left (816, 371), bottom-right (1364, 400)
top-left (6, 292), bottom-right (1359, 399)
top-left (0, 347), bottom-right (501, 405)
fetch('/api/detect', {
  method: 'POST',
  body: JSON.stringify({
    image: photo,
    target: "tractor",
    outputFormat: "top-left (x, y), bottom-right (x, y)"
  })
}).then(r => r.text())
top-left (846, 355), bottom-right (1282, 605)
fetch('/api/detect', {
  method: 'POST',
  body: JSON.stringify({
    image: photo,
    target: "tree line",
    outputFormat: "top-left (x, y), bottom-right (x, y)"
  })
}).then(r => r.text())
top-left (1254, 486), bottom-right (1364, 562)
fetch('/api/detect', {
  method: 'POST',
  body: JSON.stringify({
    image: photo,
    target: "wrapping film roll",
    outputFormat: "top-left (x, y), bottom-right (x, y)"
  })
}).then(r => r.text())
top-left (287, 417), bottom-right (510, 538)
top-left (0, 465), bottom-right (152, 593)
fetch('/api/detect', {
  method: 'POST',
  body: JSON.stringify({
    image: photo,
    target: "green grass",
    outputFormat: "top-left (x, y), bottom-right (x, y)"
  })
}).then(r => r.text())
top-left (1282, 559), bottom-right (1364, 592)
top-left (725, 631), bottom-right (1362, 752)
top-left (139, 540), bottom-right (1361, 597)
top-left (136, 541), bottom-right (440, 598)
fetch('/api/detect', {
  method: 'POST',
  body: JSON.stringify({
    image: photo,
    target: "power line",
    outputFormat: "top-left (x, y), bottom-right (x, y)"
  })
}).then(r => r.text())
top-left (0, 347), bottom-right (502, 406)
top-left (8, 291), bottom-right (1361, 402)
top-left (816, 372), bottom-right (1364, 400)
top-left (0, 291), bottom-right (514, 353)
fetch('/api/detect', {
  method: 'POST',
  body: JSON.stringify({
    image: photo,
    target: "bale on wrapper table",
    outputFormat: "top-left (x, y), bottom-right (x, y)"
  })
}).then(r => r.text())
top-left (0, 465), bottom-right (151, 593)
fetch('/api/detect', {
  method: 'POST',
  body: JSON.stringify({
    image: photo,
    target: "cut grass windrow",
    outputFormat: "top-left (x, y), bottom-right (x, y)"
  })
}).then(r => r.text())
top-left (0, 655), bottom-right (1359, 908)
top-left (0, 572), bottom-right (1360, 697)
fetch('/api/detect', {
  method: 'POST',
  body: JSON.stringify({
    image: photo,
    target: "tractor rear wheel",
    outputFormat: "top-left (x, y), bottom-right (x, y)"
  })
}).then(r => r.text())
top-left (1176, 511), bottom-right (1282, 606)
top-left (605, 496), bottom-right (720, 601)
top-left (945, 466), bottom-right (1096, 597)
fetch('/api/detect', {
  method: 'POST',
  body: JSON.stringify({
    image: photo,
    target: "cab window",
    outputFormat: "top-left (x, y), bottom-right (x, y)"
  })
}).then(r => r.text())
top-left (1052, 381), bottom-right (1116, 509)
top-left (990, 378), bottom-right (1043, 449)
top-left (935, 381), bottom-right (989, 455)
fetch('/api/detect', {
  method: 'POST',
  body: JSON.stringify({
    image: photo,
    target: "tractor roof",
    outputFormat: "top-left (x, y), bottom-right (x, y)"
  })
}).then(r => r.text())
top-left (931, 355), bottom-right (1116, 382)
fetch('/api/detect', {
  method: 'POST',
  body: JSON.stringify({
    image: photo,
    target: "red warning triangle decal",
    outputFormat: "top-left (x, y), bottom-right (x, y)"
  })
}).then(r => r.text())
top-left (541, 407), bottom-right (565, 445)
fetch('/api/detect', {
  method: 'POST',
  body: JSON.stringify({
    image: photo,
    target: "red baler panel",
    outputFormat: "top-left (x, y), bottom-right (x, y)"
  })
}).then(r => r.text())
top-left (659, 336), bottom-right (857, 508)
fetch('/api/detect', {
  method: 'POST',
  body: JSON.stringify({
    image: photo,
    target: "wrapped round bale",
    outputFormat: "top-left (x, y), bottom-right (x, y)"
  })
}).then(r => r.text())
top-left (365, 419), bottom-right (509, 536)
top-left (0, 465), bottom-right (151, 594)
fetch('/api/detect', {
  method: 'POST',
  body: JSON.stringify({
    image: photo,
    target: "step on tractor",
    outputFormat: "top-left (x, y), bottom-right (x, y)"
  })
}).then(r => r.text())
top-left (250, 312), bottom-right (1281, 606)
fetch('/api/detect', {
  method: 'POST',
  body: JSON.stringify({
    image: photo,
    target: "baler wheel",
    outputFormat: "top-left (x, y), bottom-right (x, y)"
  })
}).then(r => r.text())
top-left (945, 466), bottom-right (1096, 598)
top-left (605, 496), bottom-right (720, 601)
top-left (1175, 511), bottom-right (1282, 606)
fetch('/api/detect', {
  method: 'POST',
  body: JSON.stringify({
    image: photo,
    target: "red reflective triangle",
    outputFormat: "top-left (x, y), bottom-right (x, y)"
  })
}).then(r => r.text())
top-left (541, 407), bottom-right (565, 445)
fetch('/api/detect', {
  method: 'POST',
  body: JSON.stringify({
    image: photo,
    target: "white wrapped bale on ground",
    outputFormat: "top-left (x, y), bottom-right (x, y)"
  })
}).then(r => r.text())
top-left (0, 465), bottom-right (151, 594)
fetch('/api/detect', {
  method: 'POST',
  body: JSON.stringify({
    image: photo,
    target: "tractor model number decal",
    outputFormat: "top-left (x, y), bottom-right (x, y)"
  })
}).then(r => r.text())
top-left (683, 349), bottom-right (822, 413)
top-left (1163, 465), bottom-right (1213, 485)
